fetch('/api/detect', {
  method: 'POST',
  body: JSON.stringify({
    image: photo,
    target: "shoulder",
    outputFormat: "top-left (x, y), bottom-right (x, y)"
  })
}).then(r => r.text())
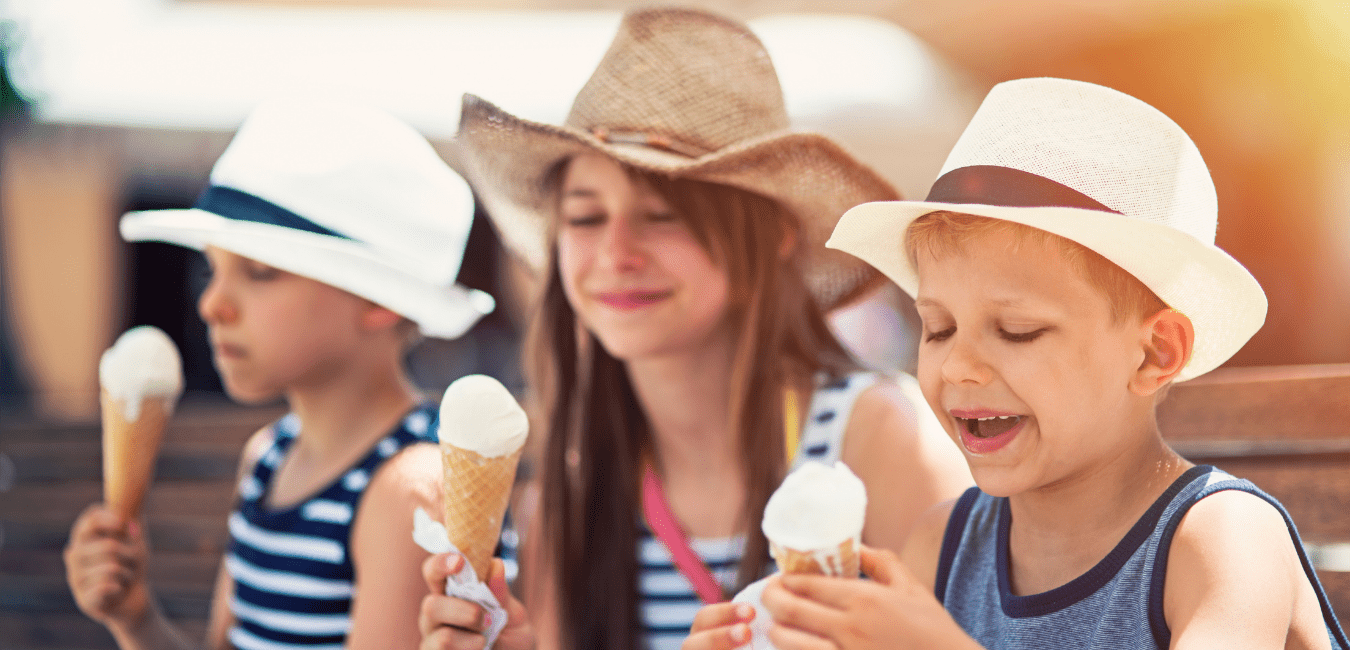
top-left (841, 375), bottom-right (970, 488)
top-left (349, 442), bottom-right (440, 560)
top-left (361, 441), bottom-right (441, 510)
top-left (899, 498), bottom-right (962, 595)
top-left (841, 377), bottom-right (922, 448)
top-left (235, 425), bottom-right (276, 479)
top-left (1164, 488), bottom-right (1305, 645)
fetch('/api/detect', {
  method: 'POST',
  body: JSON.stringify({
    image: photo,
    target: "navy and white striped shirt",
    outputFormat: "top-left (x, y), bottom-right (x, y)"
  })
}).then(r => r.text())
top-left (226, 404), bottom-right (437, 650)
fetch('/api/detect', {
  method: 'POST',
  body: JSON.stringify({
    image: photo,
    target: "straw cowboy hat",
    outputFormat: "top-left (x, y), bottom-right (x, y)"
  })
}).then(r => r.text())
top-left (453, 6), bottom-right (900, 309)
top-left (828, 77), bottom-right (1267, 381)
top-left (121, 98), bottom-right (495, 339)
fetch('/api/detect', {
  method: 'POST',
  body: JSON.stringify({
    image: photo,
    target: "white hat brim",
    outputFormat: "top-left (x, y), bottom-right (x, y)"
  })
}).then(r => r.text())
top-left (120, 209), bottom-right (494, 340)
top-left (827, 201), bottom-right (1267, 381)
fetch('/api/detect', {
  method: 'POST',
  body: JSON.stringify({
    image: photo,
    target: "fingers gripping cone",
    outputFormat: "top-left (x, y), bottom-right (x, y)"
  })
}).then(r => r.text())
top-left (733, 461), bottom-right (868, 649)
top-left (98, 327), bottom-right (184, 521)
top-left (763, 461), bottom-right (867, 578)
top-left (437, 375), bottom-right (528, 581)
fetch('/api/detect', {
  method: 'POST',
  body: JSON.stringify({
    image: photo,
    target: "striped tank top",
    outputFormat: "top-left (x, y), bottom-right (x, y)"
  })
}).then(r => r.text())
top-left (638, 371), bottom-right (881, 650)
top-left (226, 404), bottom-right (437, 650)
top-left (935, 465), bottom-right (1348, 649)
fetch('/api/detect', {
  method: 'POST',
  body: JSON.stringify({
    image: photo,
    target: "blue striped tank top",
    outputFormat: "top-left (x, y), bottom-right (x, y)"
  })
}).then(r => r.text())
top-left (226, 404), bottom-right (437, 650)
top-left (638, 371), bottom-right (880, 650)
top-left (935, 465), bottom-right (1348, 649)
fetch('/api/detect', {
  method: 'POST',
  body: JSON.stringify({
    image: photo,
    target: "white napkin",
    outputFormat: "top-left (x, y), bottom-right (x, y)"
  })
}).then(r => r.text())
top-left (731, 575), bottom-right (778, 650)
top-left (412, 507), bottom-right (509, 648)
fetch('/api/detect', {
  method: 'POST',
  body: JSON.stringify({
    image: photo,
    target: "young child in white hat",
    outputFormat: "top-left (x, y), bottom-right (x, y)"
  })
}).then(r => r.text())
top-left (63, 98), bottom-right (494, 650)
top-left (686, 77), bottom-right (1347, 649)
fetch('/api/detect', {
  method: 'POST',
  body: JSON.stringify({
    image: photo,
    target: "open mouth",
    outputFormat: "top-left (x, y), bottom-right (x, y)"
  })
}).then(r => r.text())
top-left (958, 415), bottom-right (1023, 439)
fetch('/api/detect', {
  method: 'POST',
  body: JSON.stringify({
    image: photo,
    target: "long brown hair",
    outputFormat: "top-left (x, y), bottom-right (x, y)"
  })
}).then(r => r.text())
top-left (527, 161), bottom-right (856, 650)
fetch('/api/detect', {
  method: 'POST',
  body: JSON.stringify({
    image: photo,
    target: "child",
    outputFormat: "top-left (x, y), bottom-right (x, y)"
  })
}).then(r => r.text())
top-left (686, 77), bottom-right (1348, 649)
top-left (63, 98), bottom-right (494, 650)
top-left (415, 7), bottom-right (972, 650)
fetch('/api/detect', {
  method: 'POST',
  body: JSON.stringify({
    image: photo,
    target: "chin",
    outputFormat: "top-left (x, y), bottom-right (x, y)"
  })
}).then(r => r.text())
top-left (220, 379), bottom-right (284, 406)
top-left (966, 463), bottom-right (1034, 499)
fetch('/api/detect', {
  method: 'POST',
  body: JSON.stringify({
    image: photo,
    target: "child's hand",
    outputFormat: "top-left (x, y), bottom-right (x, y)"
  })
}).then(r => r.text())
top-left (419, 552), bottom-right (534, 650)
top-left (682, 602), bottom-right (755, 650)
top-left (761, 546), bottom-right (979, 650)
top-left (63, 504), bottom-right (153, 630)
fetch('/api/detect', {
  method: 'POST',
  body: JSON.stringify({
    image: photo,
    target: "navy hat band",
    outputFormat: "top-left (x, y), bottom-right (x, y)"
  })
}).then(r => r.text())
top-left (194, 186), bottom-right (353, 240)
top-left (926, 165), bottom-right (1121, 214)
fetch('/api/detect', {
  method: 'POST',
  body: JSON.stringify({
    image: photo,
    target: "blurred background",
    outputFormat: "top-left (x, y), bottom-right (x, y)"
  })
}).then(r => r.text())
top-left (0, 0), bottom-right (1346, 647)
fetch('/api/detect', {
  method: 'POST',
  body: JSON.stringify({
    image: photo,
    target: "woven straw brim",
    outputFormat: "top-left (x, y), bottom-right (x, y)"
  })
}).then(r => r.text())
top-left (828, 201), bottom-right (1267, 381)
top-left (454, 94), bottom-right (900, 310)
top-left (121, 209), bottom-right (494, 340)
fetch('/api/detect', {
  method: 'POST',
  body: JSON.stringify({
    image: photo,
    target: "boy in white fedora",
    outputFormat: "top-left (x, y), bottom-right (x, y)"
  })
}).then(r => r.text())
top-left (64, 98), bottom-right (494, 650)
top-left (686, 78), bottom-right (1347, 649)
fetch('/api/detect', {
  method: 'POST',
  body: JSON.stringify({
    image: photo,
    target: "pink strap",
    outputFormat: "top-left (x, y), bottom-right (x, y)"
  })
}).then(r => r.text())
top-left (641, 464), bottom-right (727, 604)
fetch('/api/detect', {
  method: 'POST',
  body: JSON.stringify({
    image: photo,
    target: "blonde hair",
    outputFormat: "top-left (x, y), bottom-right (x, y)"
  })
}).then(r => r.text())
top-left (905, 211), bottom-right (1167, 324)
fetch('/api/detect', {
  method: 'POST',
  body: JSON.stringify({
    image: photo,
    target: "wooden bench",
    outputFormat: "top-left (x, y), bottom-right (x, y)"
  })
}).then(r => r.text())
top-left (1159, 363), bottom-right (1350, 619)
top-left (0, 401), bottom-right (283, 650)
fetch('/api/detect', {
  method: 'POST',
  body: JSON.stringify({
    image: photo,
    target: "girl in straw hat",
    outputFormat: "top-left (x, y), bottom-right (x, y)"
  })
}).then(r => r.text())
top-left (64, 98), bottom-right (494, 650)
top-left (417, 7), bottom-right (970, 650)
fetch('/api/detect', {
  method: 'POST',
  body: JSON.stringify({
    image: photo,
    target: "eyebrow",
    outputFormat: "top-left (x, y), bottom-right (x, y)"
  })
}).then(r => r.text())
top-left (562, 188), bottom-right (599, 199)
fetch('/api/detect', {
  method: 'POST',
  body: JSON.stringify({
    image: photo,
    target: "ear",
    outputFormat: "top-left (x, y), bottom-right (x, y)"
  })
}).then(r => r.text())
top-left (1129, 308), bottom-right (1195, 397)
top-left (359, 302), bottom-right (404, 333)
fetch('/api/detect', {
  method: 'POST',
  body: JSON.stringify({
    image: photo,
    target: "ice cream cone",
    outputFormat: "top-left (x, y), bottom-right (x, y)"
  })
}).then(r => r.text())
top-left (440, 442), bottom-right (525, 580)
top-left (101, 389), bottom-right (173, 521)
top-left (771, 538), bottom-right (860, 577)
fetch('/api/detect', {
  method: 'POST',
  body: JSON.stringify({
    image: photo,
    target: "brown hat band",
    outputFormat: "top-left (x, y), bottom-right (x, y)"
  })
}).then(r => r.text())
top-left (926, 165), bottom-right (1121, 214)
top-left (590, 127), bottom-right (709, 158)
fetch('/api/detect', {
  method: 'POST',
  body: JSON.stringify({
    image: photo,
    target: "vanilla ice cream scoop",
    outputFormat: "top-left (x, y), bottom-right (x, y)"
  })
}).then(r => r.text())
top-left (438, 374), bottom-right (529, 458)
top-left (762, 461), bottom-right (867, 576)
top-left (98, 326), bottom-right (184, 421)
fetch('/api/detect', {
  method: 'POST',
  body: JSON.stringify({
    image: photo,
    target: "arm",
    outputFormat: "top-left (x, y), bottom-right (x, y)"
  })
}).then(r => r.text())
top-left (63, 505), bottom-right (192, 650)
top-left (841, 380), bottom-right (972, 553)
top-left (63, 426), bottom-right (268, 650)
top-left (1164, 490), bottom-right (1326, 650)
top-left (345, 442), bottom-right (441, 650)
top-left (754, 500), bottom-right (981, 650)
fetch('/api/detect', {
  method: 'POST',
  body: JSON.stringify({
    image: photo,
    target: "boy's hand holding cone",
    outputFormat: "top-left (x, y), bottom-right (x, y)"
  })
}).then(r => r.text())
top-left (731, 461), bottom-right (868, 650)
top-left (98, 326), bottom-right (184, 522)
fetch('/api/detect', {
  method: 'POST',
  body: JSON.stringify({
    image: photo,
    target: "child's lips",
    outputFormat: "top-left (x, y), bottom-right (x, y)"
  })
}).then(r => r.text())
top-left (213, 340), bottom-right (247, 359)
top-left (595, 289), bottom-right (672, 310)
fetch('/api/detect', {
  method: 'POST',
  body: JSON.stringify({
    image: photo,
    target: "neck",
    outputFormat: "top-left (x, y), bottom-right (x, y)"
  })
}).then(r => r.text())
top-left (625, 332), bottom-right (740, 483)
top-left (1008, 415), bottom-right (1190, 557)
top-left (284, 349), bottom-right (420, 456)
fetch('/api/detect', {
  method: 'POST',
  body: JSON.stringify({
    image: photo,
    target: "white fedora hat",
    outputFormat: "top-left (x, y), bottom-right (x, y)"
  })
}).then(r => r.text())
top-left (121, 98), bottom-right (494, 339)
top-left (827, 77), bottom-right (1266, 381)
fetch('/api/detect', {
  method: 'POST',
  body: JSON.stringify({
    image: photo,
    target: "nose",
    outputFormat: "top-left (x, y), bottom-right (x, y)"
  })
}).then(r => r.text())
top-left (595, 213), bottom-right (646, 273)
top-left (197, 273), bottom-right (237, 325)
top-left (940, 332), bottom-right (994, 386)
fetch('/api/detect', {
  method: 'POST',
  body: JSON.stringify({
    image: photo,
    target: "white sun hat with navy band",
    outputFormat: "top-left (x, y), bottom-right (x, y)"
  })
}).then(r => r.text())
top-left (120, 97), bottom-right (495, 339)
top-left (827, 77), bottom-right (1266, 381)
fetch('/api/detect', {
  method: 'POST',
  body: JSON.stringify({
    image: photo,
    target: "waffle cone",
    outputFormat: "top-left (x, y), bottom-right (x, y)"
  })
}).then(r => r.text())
top-left (772, 538), bottom-right (860, 578)
top-left (440, 443), bottom-right (524, 580)
top-left (100, 389), bottom-right (172, 521)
